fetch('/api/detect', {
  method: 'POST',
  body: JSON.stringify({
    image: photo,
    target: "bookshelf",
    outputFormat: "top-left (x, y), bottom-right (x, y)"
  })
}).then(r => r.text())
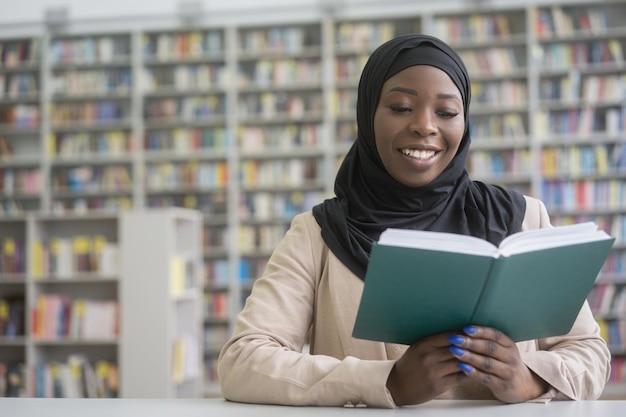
top-left (0, 0), bottom-right (624, 399)
top-left (120, 208), bottom-right (203, 398)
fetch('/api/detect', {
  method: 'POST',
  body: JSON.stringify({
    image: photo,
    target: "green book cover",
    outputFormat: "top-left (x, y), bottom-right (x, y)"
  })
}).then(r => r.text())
top-left (352, 223), bottom-right (615, 344)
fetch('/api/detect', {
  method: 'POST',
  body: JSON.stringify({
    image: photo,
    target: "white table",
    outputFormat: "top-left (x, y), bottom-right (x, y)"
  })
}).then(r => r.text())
top-left (1, 398), bottom-right (625, 416)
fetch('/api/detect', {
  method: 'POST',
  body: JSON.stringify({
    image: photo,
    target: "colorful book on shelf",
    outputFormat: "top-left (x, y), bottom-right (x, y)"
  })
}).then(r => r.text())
top-left (353, 222), bottom-right (615, 344)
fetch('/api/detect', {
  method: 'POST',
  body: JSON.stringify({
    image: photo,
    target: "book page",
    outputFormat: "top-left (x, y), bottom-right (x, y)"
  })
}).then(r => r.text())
top-left (378, 228), bottom-right (499, 256)
top-left (499, 222), bottom-right (611, 256)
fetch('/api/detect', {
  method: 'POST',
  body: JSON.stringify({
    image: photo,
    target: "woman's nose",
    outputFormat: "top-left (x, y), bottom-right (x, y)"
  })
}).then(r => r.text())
top-left (410, 111), bottom-right (437, 137)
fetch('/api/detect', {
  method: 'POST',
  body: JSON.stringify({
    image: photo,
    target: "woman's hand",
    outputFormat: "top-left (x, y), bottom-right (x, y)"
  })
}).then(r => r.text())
top-left (386, 333), bottom-right (467, 406)
top-left (448, 325), bottom-right (549, 403)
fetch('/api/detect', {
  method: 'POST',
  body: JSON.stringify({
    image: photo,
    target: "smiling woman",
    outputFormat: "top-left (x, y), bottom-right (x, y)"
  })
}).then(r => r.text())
top-left (216, 34), bottom-right (611, 408)
top-left (374, 65), bottom-right (465, 188)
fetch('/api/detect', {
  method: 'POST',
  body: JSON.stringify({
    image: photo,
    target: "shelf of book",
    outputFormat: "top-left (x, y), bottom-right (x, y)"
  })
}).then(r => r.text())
top-left (1, 0), bottom-right (625, 398)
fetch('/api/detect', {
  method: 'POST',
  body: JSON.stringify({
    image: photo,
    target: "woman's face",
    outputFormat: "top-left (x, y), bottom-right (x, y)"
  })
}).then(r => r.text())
top-left (374, 65), bottom-right (465, 188)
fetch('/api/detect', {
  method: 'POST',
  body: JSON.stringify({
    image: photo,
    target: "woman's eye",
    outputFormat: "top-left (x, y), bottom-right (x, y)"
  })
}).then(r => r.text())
top-left (390, 105), bottom-right (411, 113)
top-left (438, 111), bottom-right (458, 118)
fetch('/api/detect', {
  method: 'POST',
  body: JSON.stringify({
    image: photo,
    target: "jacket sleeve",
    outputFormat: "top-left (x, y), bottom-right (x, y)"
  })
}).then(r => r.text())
top-left (520, 196), bottom-right (612, 401)
top-left (217, 213), bottom-right (396, 407)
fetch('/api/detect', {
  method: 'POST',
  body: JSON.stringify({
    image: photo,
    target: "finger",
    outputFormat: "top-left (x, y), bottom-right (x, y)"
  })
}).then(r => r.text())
top-left (463, 326), bottom-right (514, 347)
top-left (456, 362), bottom-right (512, 392)
top-left (449, 335), bottom-right (514, 364)
top-left (449, 345), bottom-right (517, 381)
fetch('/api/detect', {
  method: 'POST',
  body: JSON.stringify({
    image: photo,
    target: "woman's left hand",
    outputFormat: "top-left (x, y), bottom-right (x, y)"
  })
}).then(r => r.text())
top-left (448, 325), bottom-right (549, 403)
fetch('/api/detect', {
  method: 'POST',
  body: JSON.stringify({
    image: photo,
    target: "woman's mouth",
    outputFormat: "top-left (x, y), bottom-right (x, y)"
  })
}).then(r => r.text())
top-left (400, 148), bottom-right (437, 160)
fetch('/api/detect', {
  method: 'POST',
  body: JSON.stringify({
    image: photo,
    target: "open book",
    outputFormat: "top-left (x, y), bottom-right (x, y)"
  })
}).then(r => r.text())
top-left (352, 222), bottom-right (614, 344)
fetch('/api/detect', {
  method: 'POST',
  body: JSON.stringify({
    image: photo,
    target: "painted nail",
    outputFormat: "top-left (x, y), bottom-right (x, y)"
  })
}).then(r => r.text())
top-left (449, 346), bottom-right (466, 357)
top-left (448, 335), bottom-right (465, 345)
top-left (463, 326), bottom-right (477, 335)
top-left (459, 363), bottom-right (474, 373)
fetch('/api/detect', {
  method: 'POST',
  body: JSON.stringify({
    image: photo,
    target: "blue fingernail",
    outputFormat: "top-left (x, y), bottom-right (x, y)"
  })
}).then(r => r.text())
top-left (459, 363), bottom-right (474, 373)
top-left (448, 335), bottom-right (465, 345)
top-left (463, 326), bottom-right (477, 335)
top-left (449, 346), bottom-right (466, 357)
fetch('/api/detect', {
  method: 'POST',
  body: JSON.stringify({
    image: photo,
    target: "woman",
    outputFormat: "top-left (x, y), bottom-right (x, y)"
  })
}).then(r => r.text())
top-left (217, 34), bottom-right (610, 408)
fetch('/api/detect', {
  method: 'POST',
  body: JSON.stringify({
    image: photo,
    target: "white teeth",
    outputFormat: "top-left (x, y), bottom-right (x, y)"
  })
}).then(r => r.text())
top-left (401, 149), bottom-right (436, 160)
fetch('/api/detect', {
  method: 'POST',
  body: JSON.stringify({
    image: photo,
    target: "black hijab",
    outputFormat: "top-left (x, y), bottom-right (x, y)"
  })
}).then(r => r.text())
top-left (312, 34), bottom-right (526, 279)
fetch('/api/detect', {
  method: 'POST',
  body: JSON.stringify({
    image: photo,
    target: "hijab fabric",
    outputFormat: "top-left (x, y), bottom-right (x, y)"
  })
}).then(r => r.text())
top-left (312, 34), bottom-right (526, 279)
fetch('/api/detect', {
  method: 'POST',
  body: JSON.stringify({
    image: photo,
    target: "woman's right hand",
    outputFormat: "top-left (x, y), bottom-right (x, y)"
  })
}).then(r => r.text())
top-left (386, 332), bottom-right (465, 406)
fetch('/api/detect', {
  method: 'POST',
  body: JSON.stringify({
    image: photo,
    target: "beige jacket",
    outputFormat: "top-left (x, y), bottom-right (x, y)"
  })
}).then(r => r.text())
top-left (217, 196), bottom-right (611, 408)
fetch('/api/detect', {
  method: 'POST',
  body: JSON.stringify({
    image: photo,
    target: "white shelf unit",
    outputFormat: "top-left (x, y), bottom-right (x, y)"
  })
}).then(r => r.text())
top-left (0, 0), bottom-right (624, 399)
top-left (120, 208), bottom-right (203, 398)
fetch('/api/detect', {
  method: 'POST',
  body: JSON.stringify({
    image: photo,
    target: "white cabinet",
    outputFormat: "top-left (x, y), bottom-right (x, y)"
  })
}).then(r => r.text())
top-left (120, 208), bottom-right (203, 398)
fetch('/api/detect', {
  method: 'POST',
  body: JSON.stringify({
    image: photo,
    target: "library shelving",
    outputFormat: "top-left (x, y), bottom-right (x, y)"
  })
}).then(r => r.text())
top-left (120, 208), bottom-right (203, 398)
top-left (0, 37), bottom-right (42, 216)
top-left (0, 209), bottom-right (204, 398)
top-left (532, 2), bottom-right (626, 397)
top-left (1, 0), bottom-right (625, 399)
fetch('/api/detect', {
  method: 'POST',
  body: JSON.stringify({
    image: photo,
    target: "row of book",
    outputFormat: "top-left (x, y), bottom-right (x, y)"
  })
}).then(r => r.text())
top-left (239, 26), bottom-right (320, 55)
top-left (0, 297), bottom-right (24, 337)
top-left (335, 21), bottom-right (407, 51)
top-left (472, 80), bottom-right (528, 108)
top-left (469, 113), bottom-right (527, 142)
top-left (238, 191), bottom-right (323, 222)
top-left (204, 292), bottom-right (228, 321)
top-left (535, 107), bottom-right (624, 138)
top-left (0, 168), bottom-right (41, 195)
top-left (237, 224), bottom-right (289, 254)
top-left (239, 59), bottom-right (322, 88)
top-left (602, 250), bottom-right (626, 277)
top-left (540, 40), bottom-right (624, 70)
top-left (51, 166), bottom-right (132, 194)
top-left (541, 180), bottom-right (626, 211)
top-left (171, 334), bottom-right (200, 383)
top-left (145, 127), bottom-right (228, 152)
top-left (51, 69), bottom-right (132, 97)
top-left (203, 226), bottom-right (227, 251)
top-left (32, 295), bottom-right (118, 340)
top-left (238, 92), bottom-right (323, 120)
top-left (144, 96), bottom-right (224, 121)
top-left (536, 6), bottom-right (612, 38)
top-left (0, 238), bottom-right (25, 274)
top-left (0, 104), bottom-right (39, 128)
top-left (204, 325), bottom-right (230, 353)
top-left (238, 258), bottom-right (268, 284)
top-left (147, 193), bottom-right (227, 214)
top-left (31, 235), bottom-right (119, 277)
top-left (0, 40), bottom-right (40, 67)
top-left (145, 161), bottom-right (228, 190)
top-left (143, 64), bottom-right (227, 92)
top-left (142, 31), bottom-right (223, 61)
top-left (432, 13), bottom-right (519, 42)
top-left (49, 131), bottom-right (131, 158)
top-left (598, 319), bottom-right (626, 352)
top-left (50, 197), bottom-right (132, 215)
top-left (51, 101), bottom-right (128, 125)
top-left (335, 55), bottom-right (368, 84)
top-left (239, 159), bottom-right (321, 188)
top-left (542, 144), bottom-right (626, 177)
top-left (204, 259), bottom-right (229, 288)
top-left (539, 74), bottom-right (626, 103)
top-left (609, 357), bottom-right (626, 384)
top-left (589, 284), bottom-right (626, 317)
top-left (237, 124), bottom-right (320, 150)
top-left (0, 73), bottom-right (38, 99)
top-left (34, 356), bottom-right (118, 398)
top-left (0, 362), bottom-right (26, 397)
top-left (459, 47), bottom-right (523, 76)
top-left (49, 37), bottom-right (131, 66)
top-left (467, 149), bottom-right (532, 178)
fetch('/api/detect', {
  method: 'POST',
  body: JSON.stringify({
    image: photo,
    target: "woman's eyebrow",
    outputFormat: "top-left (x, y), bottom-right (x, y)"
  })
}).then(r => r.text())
top-left (386, 87), bottom-right (461, 102)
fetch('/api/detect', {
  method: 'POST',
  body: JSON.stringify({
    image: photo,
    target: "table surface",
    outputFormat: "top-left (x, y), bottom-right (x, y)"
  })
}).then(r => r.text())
top-left (1, 398), bottom-right (625, 416)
